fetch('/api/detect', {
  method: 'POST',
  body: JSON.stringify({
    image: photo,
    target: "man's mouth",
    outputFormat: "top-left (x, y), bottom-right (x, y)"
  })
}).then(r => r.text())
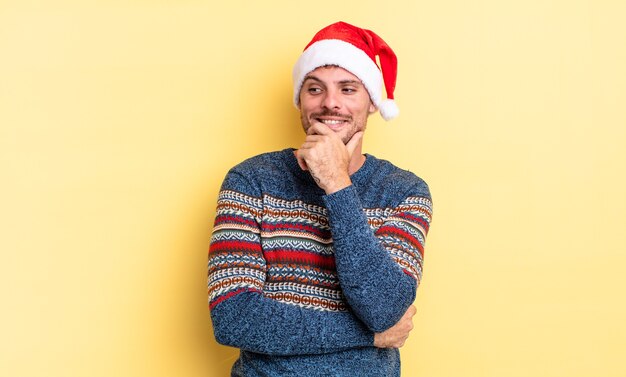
top-left (317, 118), bottom-right (346, 126)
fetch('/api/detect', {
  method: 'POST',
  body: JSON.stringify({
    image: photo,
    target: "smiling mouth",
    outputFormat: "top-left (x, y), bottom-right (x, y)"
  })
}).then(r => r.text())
top-left (317, 118), bottom-right (346, 126)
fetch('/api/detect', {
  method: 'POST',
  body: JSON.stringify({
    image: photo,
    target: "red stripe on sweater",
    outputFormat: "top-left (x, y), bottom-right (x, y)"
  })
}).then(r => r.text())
top-left (395, 213), bottom-right (430, 233)
top-left (210, 240), bottom-right (262, 254)
top-left (376, 226), bottom-right (424, 256)
top-left (264, 250), bottom-right (336, 269)
top-left (214, 215), bottom-right (257, 228)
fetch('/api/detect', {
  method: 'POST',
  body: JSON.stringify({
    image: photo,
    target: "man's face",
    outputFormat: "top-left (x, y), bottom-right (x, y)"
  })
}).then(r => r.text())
top-left (299, 66), bottom-right (376, 144)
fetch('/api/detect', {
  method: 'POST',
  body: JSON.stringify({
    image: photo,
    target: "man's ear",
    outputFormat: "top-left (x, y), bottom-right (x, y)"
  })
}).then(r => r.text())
top-left (369, 101), bottom-right (377, 114)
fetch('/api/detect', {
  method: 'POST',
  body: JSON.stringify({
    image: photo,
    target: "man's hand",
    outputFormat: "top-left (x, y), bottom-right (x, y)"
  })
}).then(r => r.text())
top-left (373, 305), bottom-right (417, 348)
top-left (295, 122), bottom-right (363, 194)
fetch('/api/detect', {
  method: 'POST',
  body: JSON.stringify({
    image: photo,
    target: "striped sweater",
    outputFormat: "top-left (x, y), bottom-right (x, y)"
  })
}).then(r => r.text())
top-left (208, 148), bottom-right (432, 376)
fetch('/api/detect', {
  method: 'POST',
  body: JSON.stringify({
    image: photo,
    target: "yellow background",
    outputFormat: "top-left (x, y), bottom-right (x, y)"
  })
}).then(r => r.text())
top-left (2, 0), bottom-right (625, 376)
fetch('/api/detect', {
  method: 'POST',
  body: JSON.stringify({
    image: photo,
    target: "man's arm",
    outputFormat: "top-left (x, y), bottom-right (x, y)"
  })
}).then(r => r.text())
top-left (323, 184), bottom-right (432, 332)
top-left (297, 123), bottom-right (433, 332)
top-left (210, 292), bottom-right (373, 355)
top-left (208, 171), bottom-right (375, 355)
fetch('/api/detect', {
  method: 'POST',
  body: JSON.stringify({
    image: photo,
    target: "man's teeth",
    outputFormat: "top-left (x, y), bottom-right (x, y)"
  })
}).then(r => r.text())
top-left (320, 119), bottom-right (344, 125)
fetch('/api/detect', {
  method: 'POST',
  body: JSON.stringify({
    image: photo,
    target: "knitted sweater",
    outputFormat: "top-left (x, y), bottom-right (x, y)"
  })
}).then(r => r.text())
top-left (208, 148), bottom-right (432, 377)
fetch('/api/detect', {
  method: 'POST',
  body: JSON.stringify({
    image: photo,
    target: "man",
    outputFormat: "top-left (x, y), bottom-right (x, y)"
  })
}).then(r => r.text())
top-left (208, 21), bottom-right (432, 376)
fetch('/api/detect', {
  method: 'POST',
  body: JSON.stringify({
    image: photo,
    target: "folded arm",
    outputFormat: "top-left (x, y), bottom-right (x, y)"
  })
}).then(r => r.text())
top-left (323, 184), bottom-right (432, 332)
top-left (208, 171), bottom-right (374, 356)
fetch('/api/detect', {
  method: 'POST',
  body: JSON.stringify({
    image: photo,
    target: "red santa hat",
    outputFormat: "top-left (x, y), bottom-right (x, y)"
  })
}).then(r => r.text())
top-left (292, 21), bottom-right (399, 120)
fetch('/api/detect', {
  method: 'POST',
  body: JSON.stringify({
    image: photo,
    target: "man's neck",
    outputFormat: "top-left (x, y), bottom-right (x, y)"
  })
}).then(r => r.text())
top-left (348, 143), bottom-right (366, 175)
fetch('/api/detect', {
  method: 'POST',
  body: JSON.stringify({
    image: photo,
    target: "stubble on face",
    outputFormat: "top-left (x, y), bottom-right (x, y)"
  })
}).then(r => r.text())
top-left (300, 109), bottom-right (367, 144)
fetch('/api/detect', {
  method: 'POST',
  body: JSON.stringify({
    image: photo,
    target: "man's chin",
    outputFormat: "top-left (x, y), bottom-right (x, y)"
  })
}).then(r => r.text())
top-left (339, 131), bottom-right (357, 145)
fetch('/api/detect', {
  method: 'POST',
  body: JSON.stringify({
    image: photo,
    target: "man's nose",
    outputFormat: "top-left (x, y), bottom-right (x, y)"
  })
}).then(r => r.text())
top-left (321, 89), bottom-right (341, 110)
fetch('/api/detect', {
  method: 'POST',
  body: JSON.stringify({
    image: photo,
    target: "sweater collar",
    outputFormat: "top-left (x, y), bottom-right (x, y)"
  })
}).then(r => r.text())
top-left (283, 148), bottom-right (375, 189)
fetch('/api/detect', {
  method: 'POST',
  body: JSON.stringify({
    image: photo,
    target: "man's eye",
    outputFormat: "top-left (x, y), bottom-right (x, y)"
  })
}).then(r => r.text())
top-left (308, 87), bottom-right (322, 94)
top-left (342, 88), bottom-right (356, 94)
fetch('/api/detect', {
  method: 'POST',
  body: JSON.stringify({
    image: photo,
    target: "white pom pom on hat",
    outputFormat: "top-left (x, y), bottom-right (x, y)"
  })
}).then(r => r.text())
top-left (292, 21), bottom-right (399, 121)
top-left (379, 99), bottom-right (399, 121)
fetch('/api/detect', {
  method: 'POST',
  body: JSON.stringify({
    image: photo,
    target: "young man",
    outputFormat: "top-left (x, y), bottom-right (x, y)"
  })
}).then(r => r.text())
top-left (208, 21), bottom-right (433, 376)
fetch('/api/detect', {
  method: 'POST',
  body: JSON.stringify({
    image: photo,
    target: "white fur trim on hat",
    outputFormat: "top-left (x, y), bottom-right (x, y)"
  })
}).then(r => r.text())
top-left (292, 39), bottom-right (383, 109)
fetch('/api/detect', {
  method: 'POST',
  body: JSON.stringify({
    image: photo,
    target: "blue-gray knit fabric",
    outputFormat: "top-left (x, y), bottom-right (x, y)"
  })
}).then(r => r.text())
top-left (208, 148), bottom-right (432, 376)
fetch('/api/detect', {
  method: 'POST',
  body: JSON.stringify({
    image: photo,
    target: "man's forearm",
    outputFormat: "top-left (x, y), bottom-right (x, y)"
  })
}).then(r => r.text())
top-left (323, 185), bottom-right (429, 332)
top-left (210, 291), bottom-right (373, 356)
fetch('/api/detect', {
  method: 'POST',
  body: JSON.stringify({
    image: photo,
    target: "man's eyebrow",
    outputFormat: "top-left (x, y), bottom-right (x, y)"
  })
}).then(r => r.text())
top-left (302, 75), bottom-right (322, 83)
top-left (338, 79), bottom-right (363, 85)
top-left (302, 76), bottom-right (363, 86)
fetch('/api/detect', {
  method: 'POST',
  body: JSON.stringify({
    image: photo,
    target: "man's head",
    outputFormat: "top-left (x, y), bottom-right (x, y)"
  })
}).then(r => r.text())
top-left (292, 21), bottom-right (399, 122)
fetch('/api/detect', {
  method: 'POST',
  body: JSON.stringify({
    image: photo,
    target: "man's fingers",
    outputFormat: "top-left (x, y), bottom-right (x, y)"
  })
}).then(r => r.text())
top-left (294, 150), bottom-right (308, 171)
top-left (373, 305), bottom-right (417, 349)
top-left (307, 121), bottom-right (333, 136)
top-left (400, 305), bottom-right (417, 323)
top-left (299, 135), bottom-right (324, 149)
top-left (406, 305), bottom-right (417, 317)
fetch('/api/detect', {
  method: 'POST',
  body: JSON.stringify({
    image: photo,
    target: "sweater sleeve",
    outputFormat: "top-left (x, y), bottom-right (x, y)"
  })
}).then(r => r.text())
top-left (322, 182), bottom-right (432, 332)
top-left (208, 170), bottom-right (374, 356)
